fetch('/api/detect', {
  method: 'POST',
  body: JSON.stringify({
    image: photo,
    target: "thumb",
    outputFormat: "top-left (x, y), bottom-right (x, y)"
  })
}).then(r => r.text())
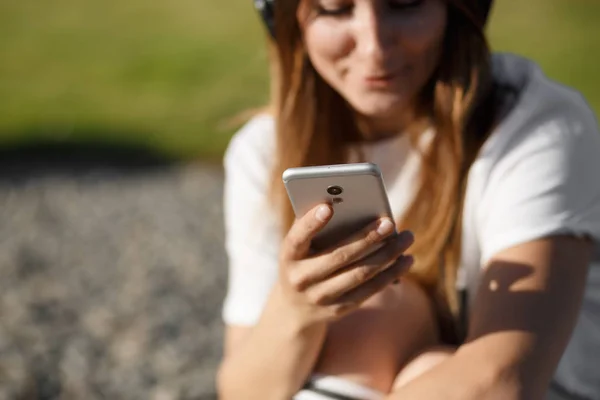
top-left (282, 203), bottom-right (333, 260)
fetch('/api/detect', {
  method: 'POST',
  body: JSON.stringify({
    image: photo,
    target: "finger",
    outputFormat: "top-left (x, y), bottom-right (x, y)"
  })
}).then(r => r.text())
top-left (335, 255), bottom-right (414, 306)
top-left (282, 203), bottom-right (333, 261)
top-left (306, 250), bottom-right (414, 307)
top-left (294, 228), bottom-right (414, 290)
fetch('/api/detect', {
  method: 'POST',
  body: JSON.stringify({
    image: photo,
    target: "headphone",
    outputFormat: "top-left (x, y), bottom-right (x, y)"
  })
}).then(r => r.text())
top-left (254, 0), bottom-right (275, 38)
top-left (253, 0), bottom-right (493, 38)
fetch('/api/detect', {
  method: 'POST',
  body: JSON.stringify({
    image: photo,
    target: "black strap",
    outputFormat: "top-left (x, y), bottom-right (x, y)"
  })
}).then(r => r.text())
top-left (253, 0), bottom-right (275, 38)
top-left (300, 381), bottom-right (364, 400)
top-left (458, 288), bottom-right (469, 342)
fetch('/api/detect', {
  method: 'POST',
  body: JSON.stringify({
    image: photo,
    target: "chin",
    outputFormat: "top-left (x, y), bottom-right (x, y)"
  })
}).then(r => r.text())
top-left (347, 92), bottom-right (410, 118)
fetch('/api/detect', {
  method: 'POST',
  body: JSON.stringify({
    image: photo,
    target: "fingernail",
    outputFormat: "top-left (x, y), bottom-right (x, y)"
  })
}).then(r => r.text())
top-left (316, 205), bottom-right (332, 222)
top-left (401, 255), bottom-right (414, 267)
top-left (398, 230), bottom-right (415, 245)
top-left (377, 218), bottom-right (394, 236)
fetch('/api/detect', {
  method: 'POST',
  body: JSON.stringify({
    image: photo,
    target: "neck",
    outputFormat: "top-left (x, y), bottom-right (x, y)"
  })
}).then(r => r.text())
top-left (354, 108), bottom-right (421, 143)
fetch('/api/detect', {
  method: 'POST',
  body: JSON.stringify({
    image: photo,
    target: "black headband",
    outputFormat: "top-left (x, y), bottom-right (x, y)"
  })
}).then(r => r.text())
top-left (253, 0), bottom-right (494, 38)
top-left (254, 0), bottom-right (276, 37)
top-left (479, 0), bottom-right (493, 22)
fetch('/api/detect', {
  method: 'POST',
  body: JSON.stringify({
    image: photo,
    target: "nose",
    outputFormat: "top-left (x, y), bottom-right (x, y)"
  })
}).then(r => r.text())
top-left (353, 5), bottom-right (396, 63)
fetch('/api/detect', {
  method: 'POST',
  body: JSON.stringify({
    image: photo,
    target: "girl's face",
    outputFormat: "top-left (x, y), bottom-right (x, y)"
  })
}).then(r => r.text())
top-left (298, 0), bottom-right (448, 132)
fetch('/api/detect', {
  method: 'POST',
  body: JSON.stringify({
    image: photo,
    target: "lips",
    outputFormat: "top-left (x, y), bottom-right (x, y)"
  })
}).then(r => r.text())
top-left (364, 66), bottom-right (407, 85)
top-left (365, 68), bottom-right (400, 78)
top-left (363, 70), bottom-right (402, 88)
top-left (365, 73), bottom-right (397, 81)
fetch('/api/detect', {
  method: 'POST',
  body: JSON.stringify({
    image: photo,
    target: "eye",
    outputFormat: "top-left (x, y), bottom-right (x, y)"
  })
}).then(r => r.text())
top-left (316, 1), bottom-right (353, 16)
top-left (388, 0), bottom-right (424, 10)
top-left (315, 0), bottom-right (423, 17)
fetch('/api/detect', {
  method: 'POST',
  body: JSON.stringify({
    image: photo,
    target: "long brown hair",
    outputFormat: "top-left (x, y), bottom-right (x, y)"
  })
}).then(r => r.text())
top-left (267, 0), bottom-right (499, 343)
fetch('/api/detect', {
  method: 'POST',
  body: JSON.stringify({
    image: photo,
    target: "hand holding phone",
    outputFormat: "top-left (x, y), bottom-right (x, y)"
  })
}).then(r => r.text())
top-left (275, 163), bottom-right (415, 324)
top-left (283, 163), bottom-right (397, 251)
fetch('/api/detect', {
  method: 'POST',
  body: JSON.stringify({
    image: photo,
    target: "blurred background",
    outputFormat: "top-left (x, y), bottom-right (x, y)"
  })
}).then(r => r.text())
top-left (0, 0), bottom-right (598, 399)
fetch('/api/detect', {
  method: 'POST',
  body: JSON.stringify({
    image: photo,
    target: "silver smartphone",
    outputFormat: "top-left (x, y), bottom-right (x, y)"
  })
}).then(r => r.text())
top-left (282, 163), bottom-right (395, 252)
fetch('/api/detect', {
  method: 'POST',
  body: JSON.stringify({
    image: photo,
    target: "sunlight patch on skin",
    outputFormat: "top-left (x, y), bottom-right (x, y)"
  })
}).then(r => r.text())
top-left (489, 280), bottom-right (499, 292)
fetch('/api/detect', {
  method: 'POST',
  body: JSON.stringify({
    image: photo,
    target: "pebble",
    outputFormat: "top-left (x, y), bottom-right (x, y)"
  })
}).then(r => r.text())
top-left (0, 159), bottom-right (226, 399)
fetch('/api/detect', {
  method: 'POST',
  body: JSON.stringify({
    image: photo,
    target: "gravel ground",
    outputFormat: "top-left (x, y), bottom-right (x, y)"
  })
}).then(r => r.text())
top-left (0, 149), bottom-right (227, 400)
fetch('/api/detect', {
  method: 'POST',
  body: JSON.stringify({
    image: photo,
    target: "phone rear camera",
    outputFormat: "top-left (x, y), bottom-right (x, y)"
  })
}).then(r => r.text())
top-left (327, 185), bottom-right (343, 196)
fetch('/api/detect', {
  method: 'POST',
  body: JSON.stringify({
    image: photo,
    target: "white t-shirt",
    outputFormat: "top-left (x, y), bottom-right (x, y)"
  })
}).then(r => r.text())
top-left (221, 53), bottom-right (600, 398)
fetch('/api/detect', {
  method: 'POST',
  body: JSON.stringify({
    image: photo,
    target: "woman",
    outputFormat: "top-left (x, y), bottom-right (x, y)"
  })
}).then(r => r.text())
top-left (218, 0), bottom-right (600, 399)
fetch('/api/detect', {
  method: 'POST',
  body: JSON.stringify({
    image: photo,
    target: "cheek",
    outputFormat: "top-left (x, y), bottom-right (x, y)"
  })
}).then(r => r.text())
top-left (303, 25), bottom-right (353, 83)
top-left (298, 1), bottom-right (447, 116)
top-left (400, 4), bottom-right (447, 71)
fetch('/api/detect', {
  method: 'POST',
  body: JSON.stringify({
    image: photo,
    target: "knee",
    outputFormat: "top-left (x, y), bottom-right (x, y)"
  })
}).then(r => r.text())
top-left (387, 279), bottom-right (440, 341)
top-left (392, 347), bottom-right (454, 389)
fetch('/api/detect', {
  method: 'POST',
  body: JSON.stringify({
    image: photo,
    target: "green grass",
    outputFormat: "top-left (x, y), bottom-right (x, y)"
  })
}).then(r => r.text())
top-left (0, 0), bottom-right (598, 160)
top-left (488, 0), bottom-right (600, 113)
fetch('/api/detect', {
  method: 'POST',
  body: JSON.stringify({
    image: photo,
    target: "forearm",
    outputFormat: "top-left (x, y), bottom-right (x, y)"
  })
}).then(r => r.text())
top-left (388, 237), bottom-right (591, 400)
top-left (387, 333), bottom-right (547, 400)
top-left (217, 284), bottom-right (328, 400)
top-left (388, 353), bottom-right (519, 400)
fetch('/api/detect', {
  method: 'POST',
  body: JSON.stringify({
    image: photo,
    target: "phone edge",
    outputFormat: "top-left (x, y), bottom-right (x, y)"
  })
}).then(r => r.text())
top-left (282, 162), bottom-right (382, 183)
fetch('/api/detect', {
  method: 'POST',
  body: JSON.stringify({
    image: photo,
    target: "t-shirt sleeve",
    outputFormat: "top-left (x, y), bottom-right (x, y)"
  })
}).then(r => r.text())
top-left (478, 112), bottom-right (600, 265)
top-left (221, 115), bottom-right (282, 326)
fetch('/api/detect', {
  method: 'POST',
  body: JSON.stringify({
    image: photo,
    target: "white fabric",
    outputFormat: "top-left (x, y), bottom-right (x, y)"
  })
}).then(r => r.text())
top-left (222, 114), bottom-right (281, 325)
top-left (222, 53), bottom-right (600, 398)
top-left (295, 375), bottom-right (385, 400)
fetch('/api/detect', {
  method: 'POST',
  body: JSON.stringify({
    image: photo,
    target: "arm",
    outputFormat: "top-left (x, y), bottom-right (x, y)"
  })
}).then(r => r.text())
top-left (218, 203), bottom-right (414, 400)
top-left (217, 285), bottom-right (328, 400)
top-left (390, 109), bottom-right (600, 399)
top-left (218, 119), bottom-right (414, 399)
top-left (387, 235), bottom-right (592, 400)
top-left (217, 120), bottom-right (326, 400)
